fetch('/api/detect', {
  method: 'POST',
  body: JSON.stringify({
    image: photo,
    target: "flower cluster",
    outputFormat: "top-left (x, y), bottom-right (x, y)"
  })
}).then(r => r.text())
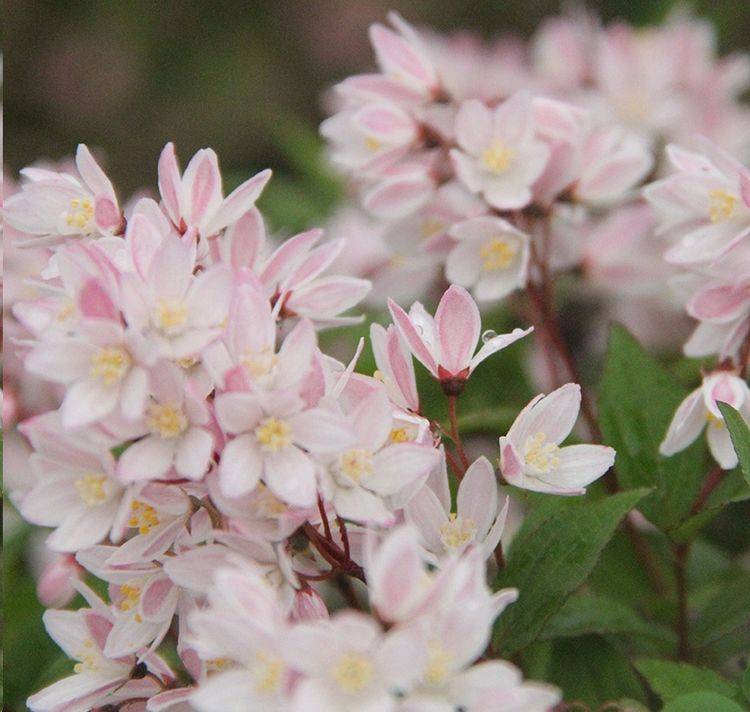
top-left (4, 138), bottom-right (620, 711)
top-left (645, 140), bottom-right (750, 468)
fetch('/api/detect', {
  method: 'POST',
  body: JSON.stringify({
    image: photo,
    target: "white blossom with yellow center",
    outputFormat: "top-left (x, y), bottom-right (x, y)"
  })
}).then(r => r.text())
top-left (423, 640), bottom-right (454, 687)
top-left (479, 236), bottom-right (519, 272)
top-left (255, 417), bottom-right (292, 452)
top-left (241, 347), bottom-right (278, 381)
top-left (480, 141), bottom-right (515, 174)
top-left (331, 652), bottom-right (374, 694)
top-left (118, 583), bottom-right (142, 617)
top-left (74, 473), bottom-right (110, 507)
top-left (364, 135), bottom-right (382, 152)
top-left (73, 639), bottom-right (100, 674)
top-left (65, 197), bottom-right (95, 233)
top-left (523, 431), bottom-right (561, 474)
top-left (439, 512), bottom-right (477, 551)
top-left (152, 298), bottom-right (189, 335)
top-left (90, 347), bottom-right (131, 386)
top-left (147, 403), bottom-right (188, 439)
top-left (708, 189), bottom-right (738, 224)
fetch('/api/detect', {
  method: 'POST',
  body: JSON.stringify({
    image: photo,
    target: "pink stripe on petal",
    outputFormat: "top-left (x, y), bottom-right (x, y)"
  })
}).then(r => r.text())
top-left (78, 279), bottom-right (118, 320)
top-left (388, 298), bottom-right (438, 376)
top-left (435, 285), bottom-right (480, 375)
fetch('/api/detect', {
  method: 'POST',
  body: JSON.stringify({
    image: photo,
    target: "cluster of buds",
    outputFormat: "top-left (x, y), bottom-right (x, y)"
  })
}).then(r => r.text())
top-left (5, 139), bottom-right (618, 711)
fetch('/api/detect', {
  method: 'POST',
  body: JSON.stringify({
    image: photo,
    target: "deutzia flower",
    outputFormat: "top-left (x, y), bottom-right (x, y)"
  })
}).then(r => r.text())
top-left (499, 383), bottom-right (616, 495)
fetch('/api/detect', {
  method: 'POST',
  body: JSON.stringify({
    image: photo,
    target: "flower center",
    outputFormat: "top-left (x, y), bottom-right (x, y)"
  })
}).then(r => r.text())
top-left (253, 484), bottom-right (288, 518)
top-left (337, 448), bottom-right (375, 484)
top-left (706, 411), bottom-right (725, 429)
top-left (389, 427), bottom-right (410, 443)
top-left (65, 197), bottom-right (95, 233)
top-left (128, 500), bottom-right (161, 534)
top-left (332, 652), bottom-right (373, 694)
top-left (147, 403), bottom-right (188, 439)
top-left (153, 298), bottom-right (189, 334)
top-left (255, 417), bottom-right (292, 452)
top-left (90, 347), bottom-right (131, 386)
top-left (481, 141), bottom-right (515, 173)
top-left (480, 237), bottom-right (518, 271)
top-left (253, 650), bottom-right (284, 694)
top-left (424, 640), bottom-right (453, 687)
top-left (118, 583), bottom-right (141, 612)
top-left (523, 431), bottom-right (561, 473)
top-left (74, 473), bottom-right (109, 507)
top-left (420, 216), bottom-right (446, 238)
top-left (708, 189), bottom-right (737, 223)
top-left (241, 347), bottom-right (277, 380)
top-left (439, 512), bottom-right (477, 551)
top-left (364, 135), bottom-right (382, 152)
top-left (73, 640), bottom-right (100, 673)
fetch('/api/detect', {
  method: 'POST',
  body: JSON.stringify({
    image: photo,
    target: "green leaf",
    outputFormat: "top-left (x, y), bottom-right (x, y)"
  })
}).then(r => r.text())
top-left (718, 402), bottom-right (750, 486)
top-left (599, 325), bottom-right (707, 531)
top-left (741, 667), bottom-right (750, 702)
top-left (493, 488), bottom-right (649, 654)
top-left (540, 594), bottom-right (674, 643)
top-left (635, 659), bottom-right (738, 703)
top-left (691, 571), bottom-right (750, 649)
top-left (662, 692), bottom-right (746, 712)
top-left (544, 635), bottom-right (646, 707)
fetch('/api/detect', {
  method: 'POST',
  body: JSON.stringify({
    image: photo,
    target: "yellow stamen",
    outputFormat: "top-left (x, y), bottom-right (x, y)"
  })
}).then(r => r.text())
top-left (389, 427), bottom-right (410, 443)
top-left (481, 141), bottom-right (514, 173)
top-left (255, 417), bottom-right (292, 452)
top-left (332, 652), bottom-right (373, 694)
top-left (147, 403), bottom-right (188, 438)
top-left (65, 197), bottom-right (95, 233)
top-left (253, 650), bottom-right (284, 694)
top-left (338, 448), bottom-right (374, 483)
top-left (74, 473), bottom-right (108, 507)
top-left (241, 348), bottom-right (277, 379)
top-left (153, 298), bottom-right (188, 334)
top-left (439, 512), bottom-right (477, 550)
top-left (118, 583), bottom-right (141, 612)
top-left (364, 136), bottom-right (382, 152)
top-left (90, 347), bottom-right (131, 386)
top-left (708, 189), bottom-right (737, 223)
top-left (127, 500), bottom-right (161, 535)
top-left (523, 431), bottom-right (561, 473)
top-left (479, 237), bottom-right (518, 271)
top-left (424, 641), bottom-right (453, 686)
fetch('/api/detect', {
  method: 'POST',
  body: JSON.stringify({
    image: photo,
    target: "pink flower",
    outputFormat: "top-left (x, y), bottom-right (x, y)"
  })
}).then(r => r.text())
top-left (446, 216), bottom-right (530, 301)
top-left (5, 144), bottom-right (123, 246)
top-left (388, 284), bottom-right (532, 393)
top-left (450, 93), bottom-right (550, 210)
top-left (317, 388), bottom-right (440, 525)
top-left (118, 362), bottom-right (214, 482)
top-left (36, 554), bottom-right (84, 608)
top-left (499, 383), bottom-right (616, 495)
top-left (660, 371), bottom-right (750, 469)
top-left (18, 412), bottom-right (128, 552)
top-left (157, 142), bottom-right (271, 237)
top-left (370, 322), bottom-right (419, 412)
top-left (406, 456), bottom-right (509, 559)
top-left (27, 607), bottom-right (169, 712)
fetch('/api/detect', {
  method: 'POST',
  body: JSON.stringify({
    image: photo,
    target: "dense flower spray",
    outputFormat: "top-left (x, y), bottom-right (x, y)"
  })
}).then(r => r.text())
top-left (3, 7), bottom-right (749, 712)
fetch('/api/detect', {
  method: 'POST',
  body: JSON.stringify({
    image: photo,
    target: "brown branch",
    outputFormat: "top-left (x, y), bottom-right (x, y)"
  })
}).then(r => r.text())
top-left (689, 464), bottom-right (726, 516)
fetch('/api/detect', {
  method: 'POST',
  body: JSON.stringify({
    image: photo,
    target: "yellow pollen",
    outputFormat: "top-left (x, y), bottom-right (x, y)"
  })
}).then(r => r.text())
top-left (73, 650), bottom-right (100, 674)
top-left (480, 237), bottom-right (518, 271)
top-left (706, 411), bottom-right (725, 429)
top-left (56, 299), bottom-right (76, 322)
top-left (524, 431), bottom-right (561, 473)
top-left (74, 473), bottom-right (108, 507)
top-left (439, 512), bottom-right (477, 550)
top-left (241, 348), bottom-right (277, 379)
top-left (90, 347), bottom-right (131, 385)
top-left (176, 356), bottom-right (198, 369)
top-left (365, 135), bottom-right (382, 152)
top-left (65, 197), bottom-right (95, 233)
top-left (206, 657), bottom-right (233, 672)
top-left (153, 298), bottom-right (189, 334)
top-left (481, 141), bottom-right (515, 173)
top-left (708, 189), bottom-right (737, 223)
top-left (424, 641), bottom-right (453, 686)
top-left (420, 217), bottom-right (446, 238)
top-left (332, 652), bottom-right (373, 694)
top-left (253, 650), bottom-right (284, 694)
top-left (255, 417), bottom-right (292, 452)
top-left (118, 583), bottom-right (141, 612)
top-left (338, 448), bottom-right (375, 483)
top-left (147, 403), bottom-right (188, 439)
top-left (389, 427), bottom-right (410, 443)
top-left (128, 500), bottom-right (161, 535)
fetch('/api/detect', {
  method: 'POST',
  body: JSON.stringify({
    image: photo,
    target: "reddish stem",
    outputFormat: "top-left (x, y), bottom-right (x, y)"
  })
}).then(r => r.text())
top-left (317, 496), bottom-right (332, 541)
top-left (448, 395), bottom-right (470, 470)
top-left (673, 542), bottom-right (692, 660)
top-left (337, 516), bottom-right (351, 559)
top-left (689, 464), bottom-right (726, 516)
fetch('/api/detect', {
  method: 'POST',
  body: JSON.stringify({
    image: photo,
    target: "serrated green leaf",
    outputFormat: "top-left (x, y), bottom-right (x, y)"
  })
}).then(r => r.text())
top-left (635, 659), bottom-right (738, 703)
top-left (662, 691), bottom-right (746, 711)
top-left (718, 402), bottom-right (750, 486)
top-left (540, 594), bottom-right (674, 643)
top-left (691, 571), bottom-right (750, 649)
top-left (493, 488), bottom-right (649, 654)
top-left (598, 325), bottom-right (707, 531)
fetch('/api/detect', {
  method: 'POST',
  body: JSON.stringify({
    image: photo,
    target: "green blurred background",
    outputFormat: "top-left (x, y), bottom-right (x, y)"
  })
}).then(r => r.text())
top-left (4, 1), bottom-right (750, 710)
